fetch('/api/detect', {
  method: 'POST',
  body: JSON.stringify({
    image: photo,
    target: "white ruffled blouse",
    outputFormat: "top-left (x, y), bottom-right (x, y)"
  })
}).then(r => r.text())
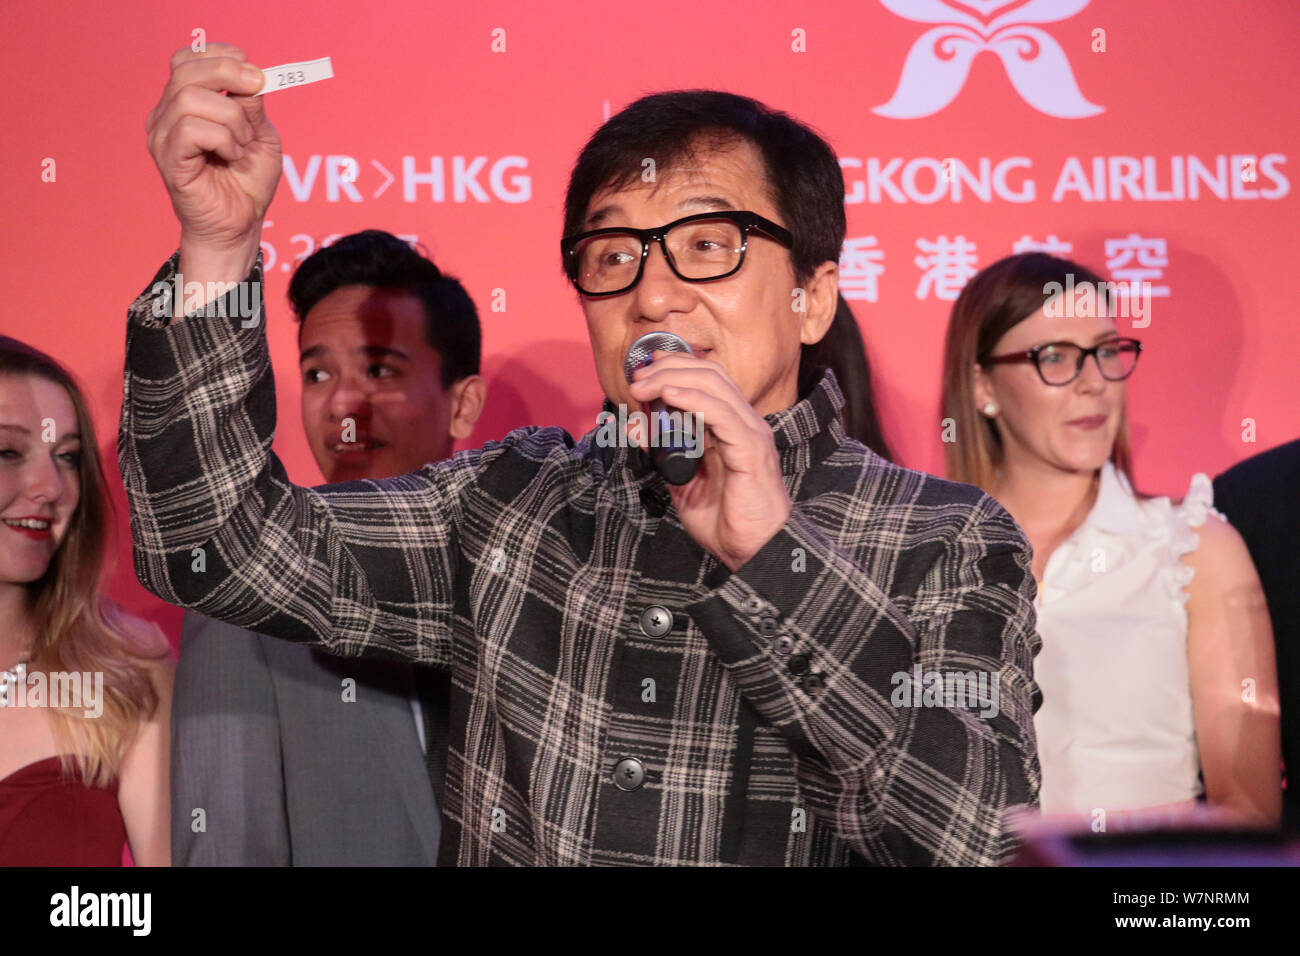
top-left (1033, 461), bottom-right (1219, 814)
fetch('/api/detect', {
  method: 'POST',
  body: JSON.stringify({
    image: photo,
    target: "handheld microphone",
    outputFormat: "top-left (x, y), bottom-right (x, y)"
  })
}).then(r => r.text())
top-left (623, 332), bottom-right (702, 485)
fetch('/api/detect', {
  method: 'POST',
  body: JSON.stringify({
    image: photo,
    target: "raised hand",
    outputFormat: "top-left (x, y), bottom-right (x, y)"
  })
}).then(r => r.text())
top-left (145, 42), bottom-right (282, 304)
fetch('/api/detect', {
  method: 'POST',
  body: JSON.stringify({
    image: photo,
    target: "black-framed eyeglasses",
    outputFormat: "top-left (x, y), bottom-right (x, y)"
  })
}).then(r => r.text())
top-left (560, 210), bottom-right (794, 297)
top-left (982, 337), bottom-right (1143, 386)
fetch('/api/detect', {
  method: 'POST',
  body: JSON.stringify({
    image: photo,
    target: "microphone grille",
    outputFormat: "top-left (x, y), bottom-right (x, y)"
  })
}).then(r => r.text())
top-left (623, 332), bottom-right (694, 382)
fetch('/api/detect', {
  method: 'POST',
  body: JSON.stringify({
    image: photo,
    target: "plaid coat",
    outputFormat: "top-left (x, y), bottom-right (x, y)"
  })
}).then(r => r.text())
top-left (120, 254), bottom-right (1042, 866)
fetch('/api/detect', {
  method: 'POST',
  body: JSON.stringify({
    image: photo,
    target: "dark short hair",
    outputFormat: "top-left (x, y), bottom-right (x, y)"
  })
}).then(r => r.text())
top-left (562, 90), bottom-right (846, 288)
top-left (288, 230), bottom-right (481, 388)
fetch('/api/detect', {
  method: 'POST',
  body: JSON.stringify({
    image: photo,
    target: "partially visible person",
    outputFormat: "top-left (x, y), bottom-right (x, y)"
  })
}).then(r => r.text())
top-left (942, 253), bottom-right (1282, 829)
top-left (1213, 438), bottom-right (1300, 829)
top-left (0, 336), bottom-right (172, 866)
top-left (800, 293), bottom-right (894, 462)
top-left (170, 230), bottom-right (486, 865)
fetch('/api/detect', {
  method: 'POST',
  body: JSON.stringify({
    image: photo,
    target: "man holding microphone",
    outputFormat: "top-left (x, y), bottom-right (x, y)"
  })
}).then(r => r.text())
top-left (122, 42), bottom-right (1042, 865)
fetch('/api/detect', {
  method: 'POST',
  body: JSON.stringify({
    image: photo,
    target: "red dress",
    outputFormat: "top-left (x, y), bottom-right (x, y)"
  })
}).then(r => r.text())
top-left (0, 756), bottom-right (126, 865)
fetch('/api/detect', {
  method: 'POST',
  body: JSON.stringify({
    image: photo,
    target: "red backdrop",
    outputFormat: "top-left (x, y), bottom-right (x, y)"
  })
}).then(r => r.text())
top-left (3, 0), bottom-right (1297, 645)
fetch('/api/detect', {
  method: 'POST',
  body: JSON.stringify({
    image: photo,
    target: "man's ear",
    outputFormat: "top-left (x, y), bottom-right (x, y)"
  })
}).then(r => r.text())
top-left (447, 375), bottom-right (487, 441)
top-left (798, 260), bottom-right (839, 347)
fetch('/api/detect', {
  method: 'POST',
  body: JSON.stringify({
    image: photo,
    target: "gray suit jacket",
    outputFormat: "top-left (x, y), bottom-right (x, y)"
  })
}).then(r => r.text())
top-left (171, 612), bottom-right (441, 865)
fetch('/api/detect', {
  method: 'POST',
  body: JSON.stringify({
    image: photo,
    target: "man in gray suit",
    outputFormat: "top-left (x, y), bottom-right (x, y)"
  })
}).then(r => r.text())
top-left (171, 230), bottom-right (487, 865)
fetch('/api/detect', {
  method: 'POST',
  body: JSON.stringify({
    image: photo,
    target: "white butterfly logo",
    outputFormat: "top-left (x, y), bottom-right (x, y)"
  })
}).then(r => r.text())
top-left (874, 0), bottom-right (1104, 119)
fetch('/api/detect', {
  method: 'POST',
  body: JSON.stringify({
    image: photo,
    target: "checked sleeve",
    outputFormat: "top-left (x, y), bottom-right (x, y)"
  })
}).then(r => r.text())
top-left (118, 253), bottom-right (512, 666)
top-left (687, 495), bottom-right (1042, 865)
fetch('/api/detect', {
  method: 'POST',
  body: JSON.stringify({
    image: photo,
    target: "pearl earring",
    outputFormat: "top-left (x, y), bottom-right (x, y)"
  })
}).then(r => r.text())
top-left (982, 402), bottom-right (997, 416)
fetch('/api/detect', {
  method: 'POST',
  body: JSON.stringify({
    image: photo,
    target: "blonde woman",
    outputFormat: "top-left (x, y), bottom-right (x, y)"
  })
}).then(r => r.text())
top-left (940, 254), bottom-right (1281, 830)
top-left (0, 336), bottom-right (172, 865)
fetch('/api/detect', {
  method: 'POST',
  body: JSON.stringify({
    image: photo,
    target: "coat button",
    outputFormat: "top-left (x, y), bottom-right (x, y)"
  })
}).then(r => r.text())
top-left (772, 635), bottom-right (795, 656)
top-left (802, 673), bottom-right (825, 695)
top-left (613, 757), bottom-right (646, 791)
top-left (787, 654), bottom-right (810, 675)
top-left (744, 596), bottom-right (765, 614)
top-left (639, 605), bottom-right (673, 638)
top-left (758, 615), bottom-right (779, 636)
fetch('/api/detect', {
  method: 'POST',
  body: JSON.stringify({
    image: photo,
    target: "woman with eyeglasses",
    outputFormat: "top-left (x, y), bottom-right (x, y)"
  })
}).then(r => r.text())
top-left (0, 336), bottom-right (172, 865)
top-left (940, 253), bottom-right (1281, 830)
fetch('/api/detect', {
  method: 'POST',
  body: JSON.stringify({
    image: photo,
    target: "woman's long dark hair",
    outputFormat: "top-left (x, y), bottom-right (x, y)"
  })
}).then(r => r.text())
top-left (799, 294), bottom-right (895, 462)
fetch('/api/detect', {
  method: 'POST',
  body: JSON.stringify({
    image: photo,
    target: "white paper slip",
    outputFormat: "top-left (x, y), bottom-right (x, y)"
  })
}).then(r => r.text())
top-left (259, 57), bottom-right (333, 95)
